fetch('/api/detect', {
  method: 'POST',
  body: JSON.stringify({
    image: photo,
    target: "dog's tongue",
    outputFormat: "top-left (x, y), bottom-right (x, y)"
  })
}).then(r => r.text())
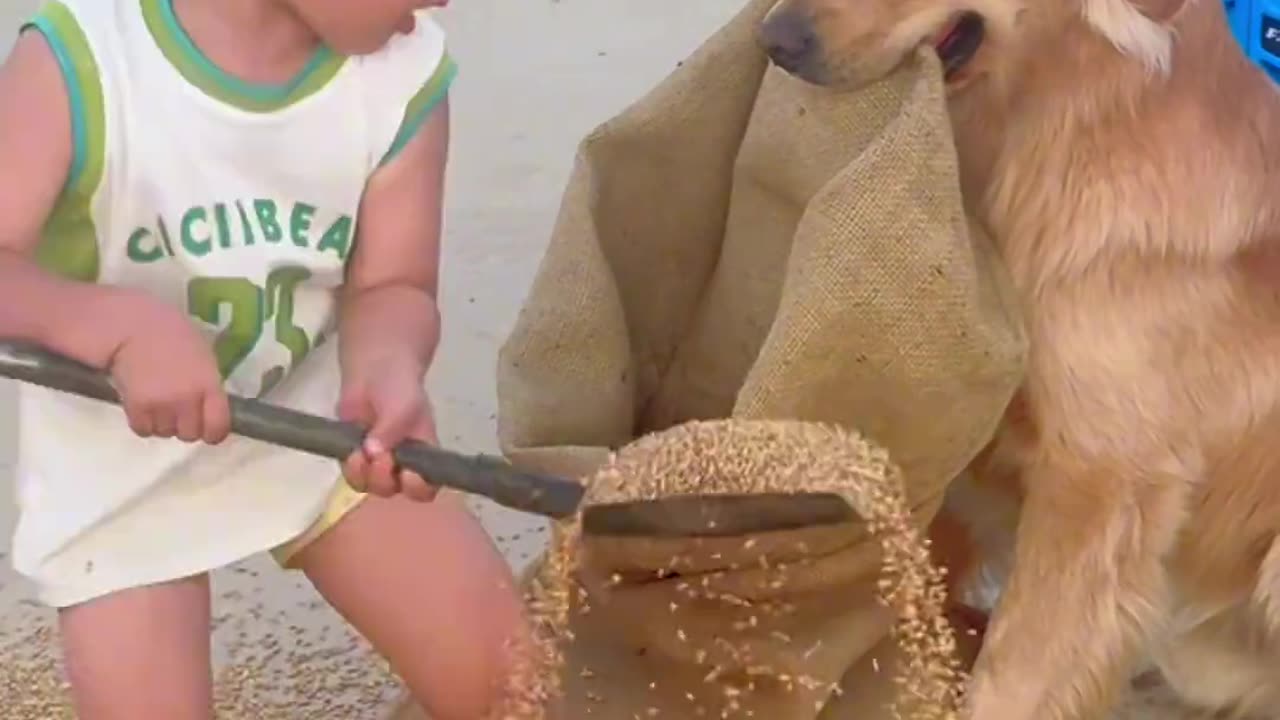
top-left (933, 16), bottom-right (964, 55)
top-left (933, 15), bottom-right (975, 77)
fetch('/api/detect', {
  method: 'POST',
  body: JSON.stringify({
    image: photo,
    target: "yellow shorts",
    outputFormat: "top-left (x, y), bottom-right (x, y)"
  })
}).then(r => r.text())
top-left (271, 478), bottom-right (369, 568)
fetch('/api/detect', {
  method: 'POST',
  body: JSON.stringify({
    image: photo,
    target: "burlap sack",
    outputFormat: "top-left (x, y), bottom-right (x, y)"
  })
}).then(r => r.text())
top-left (489, 0), bottom-right (1028, 716)
top-left (526, 419), bottom-right (976, 720)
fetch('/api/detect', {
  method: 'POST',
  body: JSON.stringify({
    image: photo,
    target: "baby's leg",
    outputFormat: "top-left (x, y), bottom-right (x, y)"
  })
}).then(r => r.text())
top-left (58, 574), bottom-right (213, 720)
top-left (290, 491), bottom-right (528, 720)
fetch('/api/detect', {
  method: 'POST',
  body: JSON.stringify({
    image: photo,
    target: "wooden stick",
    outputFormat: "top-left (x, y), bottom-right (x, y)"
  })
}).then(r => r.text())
top-left (0, 340), bottom-right (585, 519)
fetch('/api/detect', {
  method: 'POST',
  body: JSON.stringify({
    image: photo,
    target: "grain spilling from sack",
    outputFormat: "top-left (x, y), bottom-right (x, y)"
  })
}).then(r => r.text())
top-left (515, 419), bottom-right (967, 720)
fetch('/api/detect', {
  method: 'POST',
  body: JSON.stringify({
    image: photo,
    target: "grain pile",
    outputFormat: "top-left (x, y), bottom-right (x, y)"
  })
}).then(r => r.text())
top-left (508, 419), bottom-right (966, 720)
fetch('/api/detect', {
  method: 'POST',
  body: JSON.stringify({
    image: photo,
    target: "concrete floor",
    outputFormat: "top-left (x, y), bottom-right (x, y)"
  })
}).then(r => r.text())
top-left (0, 1), bottom-right (740, 717)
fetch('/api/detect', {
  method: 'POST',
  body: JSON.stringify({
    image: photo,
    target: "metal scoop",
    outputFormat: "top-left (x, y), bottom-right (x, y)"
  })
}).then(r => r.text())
top-left (582, 491), bottom-right (855, 537)
top-left (0, 340), bottom-right (857, 536)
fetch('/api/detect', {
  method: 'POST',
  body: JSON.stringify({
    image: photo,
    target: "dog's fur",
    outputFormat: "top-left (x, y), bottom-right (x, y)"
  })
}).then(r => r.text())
top-left (762, 0), bottom-right (1280, 718)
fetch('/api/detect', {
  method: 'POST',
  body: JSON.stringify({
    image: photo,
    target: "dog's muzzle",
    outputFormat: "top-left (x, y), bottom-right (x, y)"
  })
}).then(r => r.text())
top-left (760, 10), bottom-right (822, 79)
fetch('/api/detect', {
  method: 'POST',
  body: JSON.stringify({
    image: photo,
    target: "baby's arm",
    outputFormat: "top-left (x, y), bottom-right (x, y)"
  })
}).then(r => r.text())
top-left (331, 94), bottom-right (449, 493)
top-left (338, 97), bottom-right (448, 380)
top-left (0, 31), bottom-right (229, 441)
top-left (0, 32), bottom-right (135, 367)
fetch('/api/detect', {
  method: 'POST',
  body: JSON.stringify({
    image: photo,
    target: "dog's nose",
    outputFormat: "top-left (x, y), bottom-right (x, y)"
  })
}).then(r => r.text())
top-left (760, 11), bottom-right (819, 73)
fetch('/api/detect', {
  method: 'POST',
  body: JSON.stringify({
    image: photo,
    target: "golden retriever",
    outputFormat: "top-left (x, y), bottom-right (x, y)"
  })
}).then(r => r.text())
top-left (760, 0), bottom-right (1280, 718)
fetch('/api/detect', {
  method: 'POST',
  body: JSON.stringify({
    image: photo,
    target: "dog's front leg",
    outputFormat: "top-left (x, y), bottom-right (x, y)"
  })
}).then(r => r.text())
top-left (961, 452), bottom-right (1186, 720)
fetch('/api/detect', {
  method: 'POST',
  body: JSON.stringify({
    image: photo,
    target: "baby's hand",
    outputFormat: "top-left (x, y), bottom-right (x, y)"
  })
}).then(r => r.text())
top-left (108, 294), bottom-right (230, 443)
top-left (337, 355), bottom-right (438, 502)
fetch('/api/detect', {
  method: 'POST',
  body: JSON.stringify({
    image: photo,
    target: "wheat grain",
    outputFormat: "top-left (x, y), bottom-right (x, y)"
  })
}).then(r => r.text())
top-left (522, 419), bottom-right (966, 720)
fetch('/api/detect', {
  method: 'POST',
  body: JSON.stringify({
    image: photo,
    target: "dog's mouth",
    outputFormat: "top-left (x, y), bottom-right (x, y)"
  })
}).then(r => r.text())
top-left (933, 12), bottom-right (986, 81)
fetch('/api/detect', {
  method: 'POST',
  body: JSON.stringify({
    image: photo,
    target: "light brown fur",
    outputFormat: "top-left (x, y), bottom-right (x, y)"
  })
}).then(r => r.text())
top-left (762, 0), bottom-right (1280, 718)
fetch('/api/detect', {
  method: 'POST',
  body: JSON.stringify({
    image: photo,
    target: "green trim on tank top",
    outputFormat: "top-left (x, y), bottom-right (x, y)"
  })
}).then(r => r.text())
top-left (379, 53), bottom-right (457, 167)
top-left (140, 0), bottom-right (346, 113)
top-left (22, 1), bottom-right (105, 283)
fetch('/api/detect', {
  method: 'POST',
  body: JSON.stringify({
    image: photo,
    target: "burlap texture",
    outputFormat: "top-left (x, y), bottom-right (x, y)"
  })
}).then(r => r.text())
top-left (493, 0), bottom-right (1027, 716)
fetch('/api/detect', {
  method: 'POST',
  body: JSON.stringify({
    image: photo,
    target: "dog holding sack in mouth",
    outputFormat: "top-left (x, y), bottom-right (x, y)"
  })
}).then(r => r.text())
top-left (760, 1), bottom-right (1280, 719)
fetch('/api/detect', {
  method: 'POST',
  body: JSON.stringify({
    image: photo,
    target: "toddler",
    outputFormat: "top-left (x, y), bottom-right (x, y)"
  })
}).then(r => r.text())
top-left (0, 1), bottom-right (529, 718)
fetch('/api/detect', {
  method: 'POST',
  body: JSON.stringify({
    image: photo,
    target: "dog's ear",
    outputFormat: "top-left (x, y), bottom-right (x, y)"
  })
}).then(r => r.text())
top-left (1128, 0), bottom-right (1189, 23)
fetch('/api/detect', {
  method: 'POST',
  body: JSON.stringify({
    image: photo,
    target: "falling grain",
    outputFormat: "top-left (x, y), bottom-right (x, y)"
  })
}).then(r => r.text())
top-left (522, 419), bottom-right (966, 719)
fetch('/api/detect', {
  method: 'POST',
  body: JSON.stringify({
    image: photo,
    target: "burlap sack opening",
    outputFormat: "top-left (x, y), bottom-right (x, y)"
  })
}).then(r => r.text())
top-left (494, 0), bottom-right (1027, 716)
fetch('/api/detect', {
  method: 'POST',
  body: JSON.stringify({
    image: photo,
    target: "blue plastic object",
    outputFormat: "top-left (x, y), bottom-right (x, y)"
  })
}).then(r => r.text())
top-left (1225, 0), bottom-right (1280, 82)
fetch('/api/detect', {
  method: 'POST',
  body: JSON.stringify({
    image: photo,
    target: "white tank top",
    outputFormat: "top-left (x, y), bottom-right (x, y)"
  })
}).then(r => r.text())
top-left (11, 0), bottom-right (457, 607)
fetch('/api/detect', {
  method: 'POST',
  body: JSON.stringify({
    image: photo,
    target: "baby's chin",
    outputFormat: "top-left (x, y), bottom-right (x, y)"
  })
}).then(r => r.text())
top-left (396, 14), bottom-right (418, 35)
